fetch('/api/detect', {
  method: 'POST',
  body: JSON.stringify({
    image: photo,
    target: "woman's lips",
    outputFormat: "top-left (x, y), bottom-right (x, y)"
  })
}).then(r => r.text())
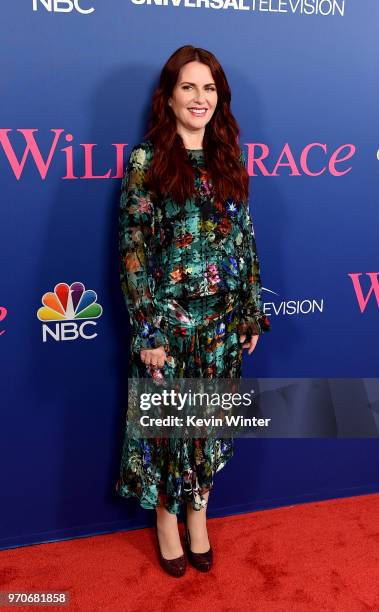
top-left (188, 108), bottom-right (207, 117)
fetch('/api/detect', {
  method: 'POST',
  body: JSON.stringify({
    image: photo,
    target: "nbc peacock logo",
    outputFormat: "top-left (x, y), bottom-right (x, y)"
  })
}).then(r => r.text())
top-left (37, 281), bottom-right (103, 342)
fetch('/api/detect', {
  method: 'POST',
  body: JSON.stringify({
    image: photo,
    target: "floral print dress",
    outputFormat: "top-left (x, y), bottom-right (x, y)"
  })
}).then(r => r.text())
top-left (115, 140), bottom-right (271, 515)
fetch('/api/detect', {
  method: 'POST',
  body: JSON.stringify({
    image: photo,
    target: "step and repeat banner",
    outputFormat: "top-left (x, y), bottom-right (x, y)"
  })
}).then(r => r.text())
top-left (1, 1), bottom-right (378, 548)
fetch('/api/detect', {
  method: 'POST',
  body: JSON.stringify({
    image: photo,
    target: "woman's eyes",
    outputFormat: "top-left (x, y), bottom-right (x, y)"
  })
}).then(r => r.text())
top-left (182, 86), bottom-right (216, 91)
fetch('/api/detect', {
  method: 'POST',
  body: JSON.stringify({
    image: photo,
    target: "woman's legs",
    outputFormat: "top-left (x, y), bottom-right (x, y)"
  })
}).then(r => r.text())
top-left (156, 490), bottom-right (211, 559)
top-left (155, 505), bottom-right (184, 560)
top-left (186, 490), bottom-right (211, 553)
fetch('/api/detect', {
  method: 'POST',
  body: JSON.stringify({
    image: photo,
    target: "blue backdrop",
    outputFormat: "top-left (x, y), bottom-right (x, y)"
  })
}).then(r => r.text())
top-left (1, 1), bottom-right (378, 549)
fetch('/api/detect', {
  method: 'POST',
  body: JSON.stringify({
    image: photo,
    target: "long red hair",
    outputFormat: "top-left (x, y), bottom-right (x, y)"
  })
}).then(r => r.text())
top-left (143, 45), bottom-right (249, 204)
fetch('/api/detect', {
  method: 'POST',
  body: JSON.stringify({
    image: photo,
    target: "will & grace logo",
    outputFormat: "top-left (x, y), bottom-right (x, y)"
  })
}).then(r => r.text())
top-left (348, 273), bottom-right (379, 313)
top-left (37, 282), bottom-right (103, 342)
top-left (0, 307), bottom-right (7, 336)
top-left (32, 0), bottom-right (95, 13)
top-left (0, 129), bottom-right (356, 181)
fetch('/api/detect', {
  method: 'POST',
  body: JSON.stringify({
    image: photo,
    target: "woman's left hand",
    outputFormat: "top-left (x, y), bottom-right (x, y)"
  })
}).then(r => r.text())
top-left (239, 334), bottom-right (259, 355)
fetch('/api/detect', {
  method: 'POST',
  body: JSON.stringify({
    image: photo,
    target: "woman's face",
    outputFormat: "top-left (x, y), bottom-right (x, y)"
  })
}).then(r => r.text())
top-left (168, 61), bottom-right (218, 140)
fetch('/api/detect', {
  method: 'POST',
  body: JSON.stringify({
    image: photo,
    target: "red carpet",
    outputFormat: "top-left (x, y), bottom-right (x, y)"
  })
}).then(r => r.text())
top-left (1, 493), bottom-right (378, 612)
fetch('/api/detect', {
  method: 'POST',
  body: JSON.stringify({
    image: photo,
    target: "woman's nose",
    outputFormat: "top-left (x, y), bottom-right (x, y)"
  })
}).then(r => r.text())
top-left (193, 93), bottom-right (205, 104)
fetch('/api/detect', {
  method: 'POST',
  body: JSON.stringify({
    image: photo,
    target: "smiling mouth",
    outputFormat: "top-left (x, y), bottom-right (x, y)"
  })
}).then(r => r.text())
top-left (188, 108), bottom-right (207, 116)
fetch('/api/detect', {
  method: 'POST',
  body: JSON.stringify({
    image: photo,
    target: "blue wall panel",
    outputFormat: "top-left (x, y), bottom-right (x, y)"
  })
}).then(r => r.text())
top-left (1, 1), bottom-right (378, 548)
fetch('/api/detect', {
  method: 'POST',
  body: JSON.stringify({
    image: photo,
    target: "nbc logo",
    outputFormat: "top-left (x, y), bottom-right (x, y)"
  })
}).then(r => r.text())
top-left (32, 1), bottom-right (95, 14)
top-left (37, 282), bottom-right (103, 342)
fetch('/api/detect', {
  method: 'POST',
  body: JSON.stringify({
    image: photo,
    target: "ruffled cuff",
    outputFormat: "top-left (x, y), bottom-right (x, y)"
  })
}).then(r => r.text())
top-left (130, 316), bottom-right (170, 353)
top-left (237, 308), bottom-right (271, 337)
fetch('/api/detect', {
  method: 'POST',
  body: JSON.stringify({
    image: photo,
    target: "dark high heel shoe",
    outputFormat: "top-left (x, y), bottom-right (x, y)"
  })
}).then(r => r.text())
top-left (184, 515), bottom-right (213, 572)
top-left (155, 522), bottom-right (187, 577)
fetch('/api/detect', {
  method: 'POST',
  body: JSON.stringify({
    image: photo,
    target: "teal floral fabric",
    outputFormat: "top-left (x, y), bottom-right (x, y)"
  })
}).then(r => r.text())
top-left (117, 140), bottom-right (270, 355)
top-left (116, 292), bottom-right (243, 514)
top-left (115, 140), bottom-right (271, 514)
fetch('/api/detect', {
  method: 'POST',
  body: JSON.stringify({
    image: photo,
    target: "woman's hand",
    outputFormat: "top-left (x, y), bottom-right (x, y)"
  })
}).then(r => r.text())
top-left (140, 346), bottom-right (167, 369)
top-left (239, 334), bottom-right (259, 355)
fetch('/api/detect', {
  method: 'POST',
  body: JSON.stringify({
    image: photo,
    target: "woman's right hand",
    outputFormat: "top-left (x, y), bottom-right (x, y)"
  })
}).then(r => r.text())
top-left (140, 346), bottom-right (167, 369)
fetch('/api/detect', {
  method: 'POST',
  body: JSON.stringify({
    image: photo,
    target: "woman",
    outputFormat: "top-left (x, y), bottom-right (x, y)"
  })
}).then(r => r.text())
top-left (115, 45), bottom-right (271, 577)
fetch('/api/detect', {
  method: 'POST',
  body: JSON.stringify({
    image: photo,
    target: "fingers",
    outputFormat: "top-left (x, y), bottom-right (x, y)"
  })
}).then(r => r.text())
top-left (239, 334), bottom-right (259, 355)
top-left (141, 354), bottom-right (165, 368)
top-left (248, 335), bottom-right (258, 355)
top-left (140, 347), bottom-right (167, 368)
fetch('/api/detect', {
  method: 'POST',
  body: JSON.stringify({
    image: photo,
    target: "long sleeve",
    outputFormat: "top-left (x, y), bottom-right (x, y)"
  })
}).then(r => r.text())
top-left (119, 144), bottom-right (169, 353)
top-left (236, 148), bottom-right (271, 336)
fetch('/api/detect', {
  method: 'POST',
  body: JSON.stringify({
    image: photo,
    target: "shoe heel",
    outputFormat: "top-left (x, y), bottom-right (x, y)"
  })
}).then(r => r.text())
top-left (155, 521), bottom-right (187, 577)
top-left (184, 515), bottom-right (213, 572)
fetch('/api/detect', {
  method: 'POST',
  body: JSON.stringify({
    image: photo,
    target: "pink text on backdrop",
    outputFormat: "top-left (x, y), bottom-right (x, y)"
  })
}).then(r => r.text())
top-left (0, 307), bottom-right (7, 336)
top-left (0, 129), bottom-right (356, 180)
top-left (348, 273), bottom-right (379, 313)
